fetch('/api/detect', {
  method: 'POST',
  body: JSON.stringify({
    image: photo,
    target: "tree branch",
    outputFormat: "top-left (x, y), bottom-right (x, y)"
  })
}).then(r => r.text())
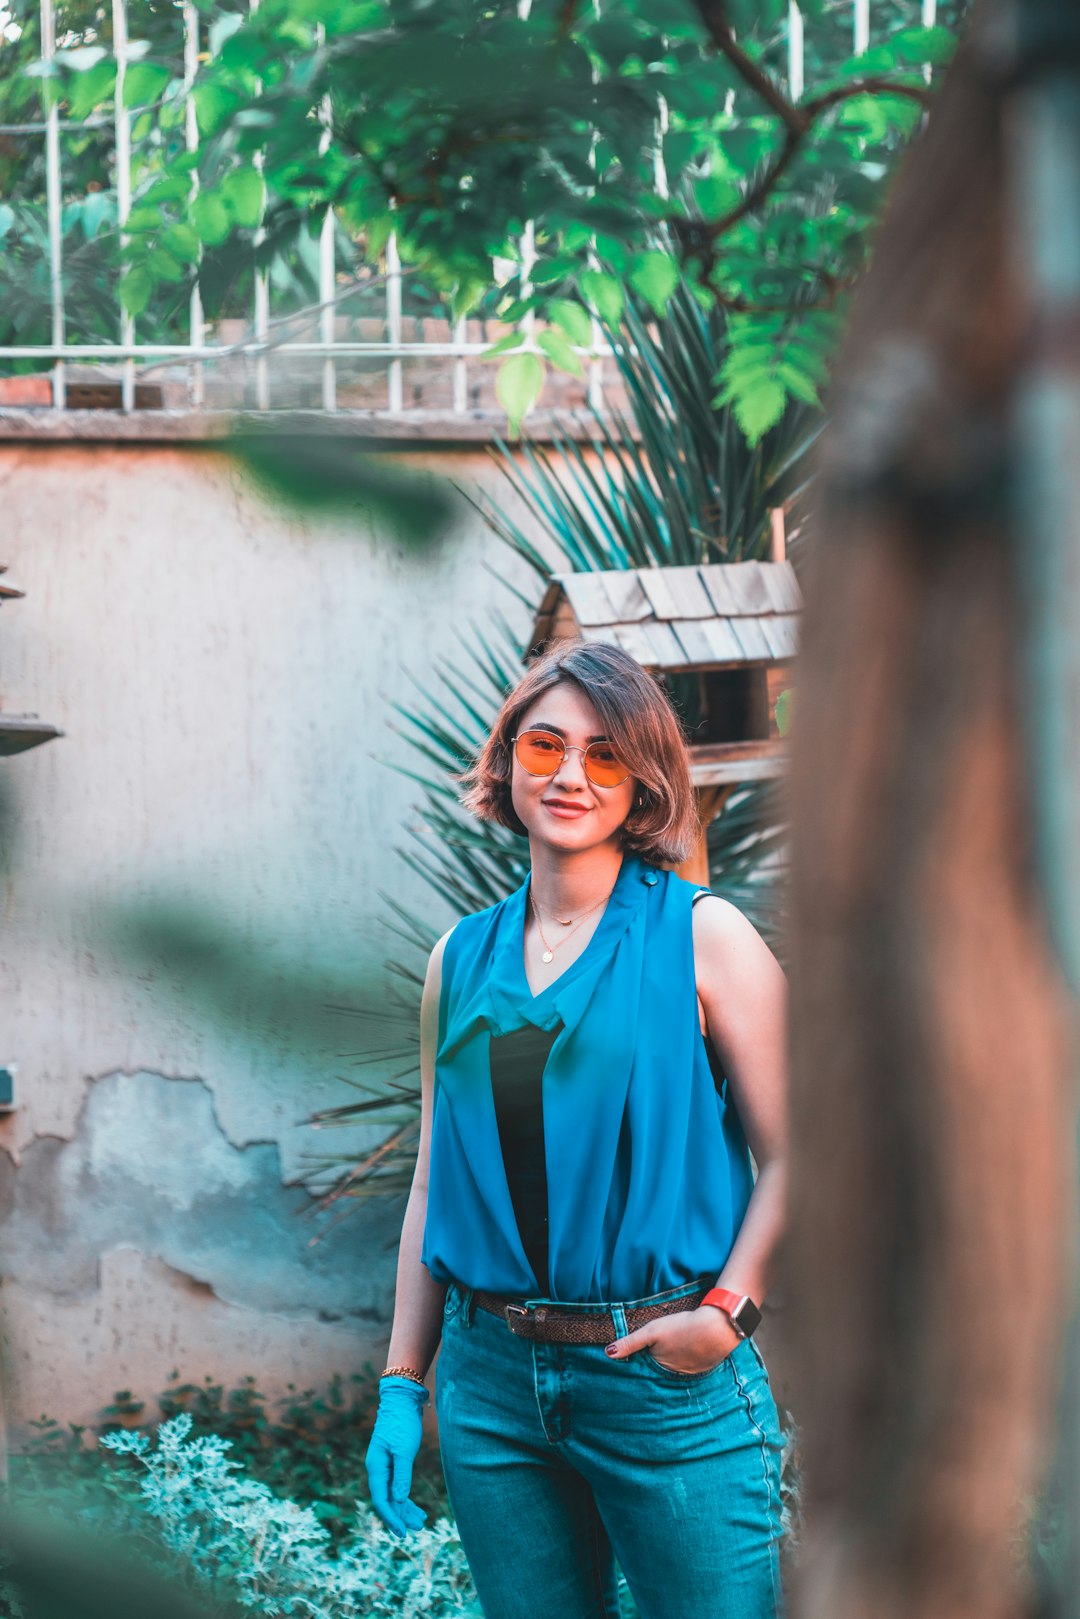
top-left (690, 0), bottom-right (808, 136)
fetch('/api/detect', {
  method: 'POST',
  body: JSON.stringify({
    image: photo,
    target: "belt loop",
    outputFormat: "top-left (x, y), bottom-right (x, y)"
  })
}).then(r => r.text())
top-left (461, 1284), bottom-right (476, 1327)
top-left (610, 1301), bottom-right (628, 1339)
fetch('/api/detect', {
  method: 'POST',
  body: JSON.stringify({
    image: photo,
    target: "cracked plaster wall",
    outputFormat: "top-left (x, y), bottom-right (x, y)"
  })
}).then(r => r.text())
top-left (0, 441), bottom-right (545, 1433)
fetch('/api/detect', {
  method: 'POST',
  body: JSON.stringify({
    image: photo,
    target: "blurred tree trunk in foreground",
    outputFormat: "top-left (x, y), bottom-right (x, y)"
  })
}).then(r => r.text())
top-left (787, 1), bottom-right (1078, 1615)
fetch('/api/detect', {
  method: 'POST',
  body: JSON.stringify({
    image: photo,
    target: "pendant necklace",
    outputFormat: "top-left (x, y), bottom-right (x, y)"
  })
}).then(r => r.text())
top-left (529, 883), bottom-right (614, 963)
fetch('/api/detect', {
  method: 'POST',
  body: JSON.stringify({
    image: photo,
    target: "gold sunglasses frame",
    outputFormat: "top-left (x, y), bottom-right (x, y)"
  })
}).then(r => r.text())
top-left (510, 729), bottom-right (631, 788)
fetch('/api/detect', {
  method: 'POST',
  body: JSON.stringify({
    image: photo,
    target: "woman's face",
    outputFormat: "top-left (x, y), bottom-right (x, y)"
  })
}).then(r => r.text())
top-left (510, 681), bottom-right (638, 854)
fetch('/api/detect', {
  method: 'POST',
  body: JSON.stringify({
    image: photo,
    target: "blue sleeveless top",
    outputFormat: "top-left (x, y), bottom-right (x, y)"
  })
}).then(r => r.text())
top-left (420, 849), bottom-right (756, 1302)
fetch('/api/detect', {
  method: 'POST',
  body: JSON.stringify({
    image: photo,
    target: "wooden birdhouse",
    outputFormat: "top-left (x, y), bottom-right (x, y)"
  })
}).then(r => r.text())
top-left (0, 566), bottom-right (64, 755)
top-left (528, 558), bottom-right (801, 884)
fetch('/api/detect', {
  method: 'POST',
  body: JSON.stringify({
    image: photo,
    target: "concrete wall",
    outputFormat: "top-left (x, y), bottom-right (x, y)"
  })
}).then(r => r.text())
top-left (0, 433), bottom-right (545, 1436)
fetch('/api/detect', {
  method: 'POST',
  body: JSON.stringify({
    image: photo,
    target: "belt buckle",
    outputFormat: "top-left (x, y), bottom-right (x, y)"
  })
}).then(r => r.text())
top-left (504, 1303), bottom-right (529, 1332)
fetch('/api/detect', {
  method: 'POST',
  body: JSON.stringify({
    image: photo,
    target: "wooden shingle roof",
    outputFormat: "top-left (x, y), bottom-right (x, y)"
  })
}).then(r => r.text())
top-left (529, 560), bottom-right (802, 670)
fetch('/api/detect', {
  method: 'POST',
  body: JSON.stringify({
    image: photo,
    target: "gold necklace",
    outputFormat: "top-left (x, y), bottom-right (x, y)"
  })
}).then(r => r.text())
top-left (528, 884), bottom-right (614, 964)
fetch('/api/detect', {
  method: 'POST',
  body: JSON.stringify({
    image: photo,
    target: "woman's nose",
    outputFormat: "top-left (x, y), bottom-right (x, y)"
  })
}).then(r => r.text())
top-left (551, 746), bottom-right (589, 788)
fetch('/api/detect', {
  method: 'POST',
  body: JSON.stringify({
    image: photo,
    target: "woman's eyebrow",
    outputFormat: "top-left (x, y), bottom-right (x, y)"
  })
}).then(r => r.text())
top-left (527, 722), bottom-right (609, 743)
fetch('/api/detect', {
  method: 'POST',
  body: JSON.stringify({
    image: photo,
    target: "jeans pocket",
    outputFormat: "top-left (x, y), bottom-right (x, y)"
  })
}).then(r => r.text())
top-left (640, 1346), bottom-right (733, 1385)
top-left (442, 1282), bottom-right (461, 1325)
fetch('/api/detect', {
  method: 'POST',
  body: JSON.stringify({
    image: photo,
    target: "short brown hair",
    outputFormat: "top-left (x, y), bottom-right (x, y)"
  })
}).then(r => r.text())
top-left (456, 639), bottom-right (702, 868)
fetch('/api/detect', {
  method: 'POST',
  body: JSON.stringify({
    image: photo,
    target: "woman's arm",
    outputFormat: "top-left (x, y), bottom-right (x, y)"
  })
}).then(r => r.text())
top-left (606, 895), bottom-right (787, 1374)
top-left (693, 894), bottom-right (788, 1311)
top-left (383, 924), bottom-right (456, 1380)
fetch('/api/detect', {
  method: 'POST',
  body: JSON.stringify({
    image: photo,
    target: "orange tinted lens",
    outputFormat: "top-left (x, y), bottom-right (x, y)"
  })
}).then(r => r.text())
top-left (516, 730), bottom-right (564, 774)
top-left (584, 743), bottom-right (629, 786)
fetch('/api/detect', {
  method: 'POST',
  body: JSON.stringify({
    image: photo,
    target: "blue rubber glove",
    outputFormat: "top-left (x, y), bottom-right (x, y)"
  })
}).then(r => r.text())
top-left (365, 1375), bottom-right (430, 1537)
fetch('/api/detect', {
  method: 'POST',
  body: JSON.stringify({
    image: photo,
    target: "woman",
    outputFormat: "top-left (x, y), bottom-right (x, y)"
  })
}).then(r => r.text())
top-left (365, 639), bottom-right (788, 1619)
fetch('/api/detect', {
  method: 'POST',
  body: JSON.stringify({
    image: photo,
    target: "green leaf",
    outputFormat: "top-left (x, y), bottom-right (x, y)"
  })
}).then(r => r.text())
top-left (777, 361), bottom-right (821, 407)
top-left (725, 376), bottom-right (787, 444)
top-left (496, 351), bottom-right (545, 435)
top-left (163, 221), bottom-right (201, 263)
top-left (119, 265), bottom-right (154, 318)
top-left (363, 215), bottom-right (394, 259)
top-left (148, 246), bottom-right (186, 283)
top-left (693, 175), bottom-right (740, 219)
top-left (220, 166), bottom-right (265, 229)
top-left (530, 255), bottom-right (578, 286)
top-left (892, 24), bottom-right (956, 66)
top-left (450, 277), bottom-right (487, 321)
top-left (482, 331), bottom-right (527, 361)
top-left (65, 59), bottom-right (116, 118)
top-left (0, 205), bottom-right (14, 241)
top-left (193, 81), bottom-right (241, 137)
top-left (538, 329), bottom-right (584, 379)
top-left (123, 62), bottom-right (171, 109)
top-left (549, 298), bottom-right (593, 348)
top-left (579, 268), bottom-right (624, 328)
top-left (124, 207), bottom-right (162, 234)
top-left (192, 190), bottom-right (231, 246)
top-left (628, 251), bottom-right (679, 318)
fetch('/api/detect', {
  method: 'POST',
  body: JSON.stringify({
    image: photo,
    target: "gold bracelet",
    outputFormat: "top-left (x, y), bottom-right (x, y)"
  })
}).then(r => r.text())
top-left (381, 1364), bottom-right (426, 1386)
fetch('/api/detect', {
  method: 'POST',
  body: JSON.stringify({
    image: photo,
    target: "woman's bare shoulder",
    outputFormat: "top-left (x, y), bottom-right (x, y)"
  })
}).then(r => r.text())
top-left (425, 925), bottom-right (457, 991)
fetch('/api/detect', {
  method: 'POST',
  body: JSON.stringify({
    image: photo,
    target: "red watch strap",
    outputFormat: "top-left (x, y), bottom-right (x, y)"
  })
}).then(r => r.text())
top-left (700, 1287), bottom-right (759, 1335)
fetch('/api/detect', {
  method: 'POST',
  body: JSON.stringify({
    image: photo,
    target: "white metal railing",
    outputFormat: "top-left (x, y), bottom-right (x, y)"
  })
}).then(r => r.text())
top-left (3, 0), bottom-right (940, 417)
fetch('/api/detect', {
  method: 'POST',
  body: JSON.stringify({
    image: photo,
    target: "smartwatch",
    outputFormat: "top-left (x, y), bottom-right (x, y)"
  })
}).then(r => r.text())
top-left (700, 1287), bottom-right (762, 1339)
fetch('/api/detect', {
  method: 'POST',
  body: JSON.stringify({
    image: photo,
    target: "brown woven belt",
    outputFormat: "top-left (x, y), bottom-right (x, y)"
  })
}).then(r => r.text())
top-left (469, 1284), bottom-right (712, 1344)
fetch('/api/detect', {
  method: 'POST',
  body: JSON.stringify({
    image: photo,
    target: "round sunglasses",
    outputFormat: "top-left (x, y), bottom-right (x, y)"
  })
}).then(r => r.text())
top-left (510, 728), bottom-right (631, 788)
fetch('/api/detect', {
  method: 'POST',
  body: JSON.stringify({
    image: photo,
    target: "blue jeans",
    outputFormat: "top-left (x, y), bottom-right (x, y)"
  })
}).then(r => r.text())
top-left (435, 1275), bottom-right (785, 1619)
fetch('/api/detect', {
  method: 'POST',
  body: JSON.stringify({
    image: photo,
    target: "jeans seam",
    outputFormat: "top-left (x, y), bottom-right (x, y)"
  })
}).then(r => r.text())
top-left (587, 1498), bottom-right (610, 1618)
top-left (730, 1353), bottom-right (782, 1571)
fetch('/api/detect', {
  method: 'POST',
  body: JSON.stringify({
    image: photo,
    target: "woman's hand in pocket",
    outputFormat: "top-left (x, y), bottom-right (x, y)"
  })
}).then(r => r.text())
top-left (605, 1303), bottom-right (742, 1376)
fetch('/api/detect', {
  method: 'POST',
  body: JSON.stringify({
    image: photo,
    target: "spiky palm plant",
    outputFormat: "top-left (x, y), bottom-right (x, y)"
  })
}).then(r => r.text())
top-left (305, 283), bottom-right (821, 1203)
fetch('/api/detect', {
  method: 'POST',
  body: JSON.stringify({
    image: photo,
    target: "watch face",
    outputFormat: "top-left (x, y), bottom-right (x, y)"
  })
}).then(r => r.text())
top-left (735, 1298), bottom-right (762, 1337)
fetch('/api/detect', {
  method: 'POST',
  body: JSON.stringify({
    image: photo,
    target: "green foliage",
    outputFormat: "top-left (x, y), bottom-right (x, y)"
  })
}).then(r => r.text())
top-left (15, 1370), bottom-right (448, 1551)
top-left (3, 0), bottom-right (969, 431)
top-left (92, 1414), bottom-right (481, 1616)
top-left (495, 351), bottom-right (545, 435)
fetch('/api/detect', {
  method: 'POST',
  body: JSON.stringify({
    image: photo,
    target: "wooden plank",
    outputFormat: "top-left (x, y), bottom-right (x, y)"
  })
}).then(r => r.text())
top-left (558, 571), bottom-right (622, 627)
top-left (728, 616), bottom-right (774, 661)
top-left (700, 618), bottom-right (751, 663)
top-left (762, 613), bottom-right (800, 658)
top-left (761, 562), bottom-right (800, 613)
top-left (579, 624), bottom-right (624, 649)
top-left (757, 612), bottom-right (800, 659)
top-left (599, 570), bottom-right (653, 623)
top-left (720, 560), bottom-right (774, 615)
top-left (669, 618), bottom-right (720, 665)
top-left (698, 564), bottom-right (742, 617)
top-left (688, 736), bottom-right (788, 786)
top-left (689, 755), bottom-right (787, 785)
top-left (607, 621), bottom-right (659, 664)
top-left (637, 568), bottom-right (681, 622)
top-left (639, 619), bottom-right (689, 666)
top-left (660, 569), bottom-right (718, 618)
top-left (775, 560), bottom-right (803, 611)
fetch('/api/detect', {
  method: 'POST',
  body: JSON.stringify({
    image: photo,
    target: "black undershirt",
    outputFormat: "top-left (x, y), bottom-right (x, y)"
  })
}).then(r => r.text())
top-left (488, 889), bottom-right (725, 1296)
